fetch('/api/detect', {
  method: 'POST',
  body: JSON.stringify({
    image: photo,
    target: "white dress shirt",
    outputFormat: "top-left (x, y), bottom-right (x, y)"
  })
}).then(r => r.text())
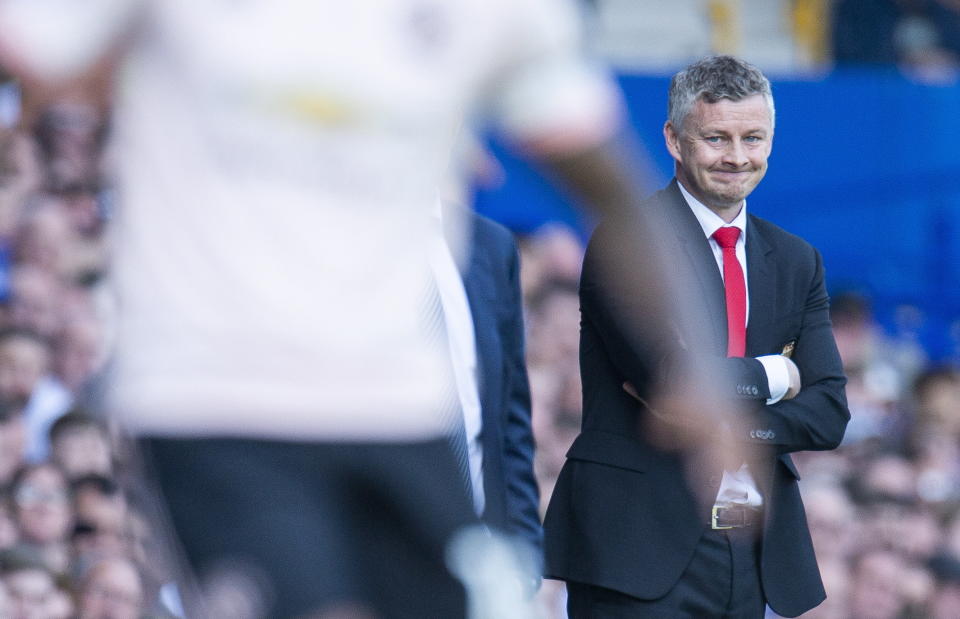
top-left (429, 213), bottom-right (485, 516)
top-left (678, 182), bottom-right (794, 509)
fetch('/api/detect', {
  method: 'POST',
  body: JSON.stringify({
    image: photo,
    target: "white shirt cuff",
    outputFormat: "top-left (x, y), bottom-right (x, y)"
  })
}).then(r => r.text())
top-left (757, 355), bottom-right (789, 405)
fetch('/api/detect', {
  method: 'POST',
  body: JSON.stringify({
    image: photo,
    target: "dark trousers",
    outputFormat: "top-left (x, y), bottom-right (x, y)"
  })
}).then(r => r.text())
top-left (567, 527), bottom-right (765, 619)
top-left (141, 436), bottom-right (477, 619)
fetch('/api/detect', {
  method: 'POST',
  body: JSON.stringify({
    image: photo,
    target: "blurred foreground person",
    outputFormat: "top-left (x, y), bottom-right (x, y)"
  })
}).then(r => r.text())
top-left (543, 56), bottom-right (849, 618)
top-left (0, 1), bottom-right (691, 617)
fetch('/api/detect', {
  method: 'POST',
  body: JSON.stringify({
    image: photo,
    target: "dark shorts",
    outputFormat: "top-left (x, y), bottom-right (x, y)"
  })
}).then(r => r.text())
top-left (141, 435), bottom-right (476, 618)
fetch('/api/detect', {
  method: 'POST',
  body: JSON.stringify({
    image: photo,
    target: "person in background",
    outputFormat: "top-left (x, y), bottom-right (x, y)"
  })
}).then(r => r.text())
top-left (0, 397), bottom-right (27, 488)
top-left (0, 547), bottom-right (58, 619)
top-left (48, 410), bottom-right (113, 480)
top-left (76, 556), bottom-right (145, 619)
top-left (435, 205), bottom-right (541, 568)
top-left (9, 462), bottom-right (72, 573)
top-left (544, 55), bottom-right (849, 618)
top-left (0, 327), bottom-right (70, 462)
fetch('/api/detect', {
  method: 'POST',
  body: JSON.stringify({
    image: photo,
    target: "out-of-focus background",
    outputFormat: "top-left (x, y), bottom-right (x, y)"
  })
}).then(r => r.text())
top-left (1, 1), bottom-right (960, 617)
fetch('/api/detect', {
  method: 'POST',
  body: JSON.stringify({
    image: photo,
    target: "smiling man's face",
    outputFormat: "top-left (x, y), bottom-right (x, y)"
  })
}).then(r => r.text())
top-left (664, 94), bottom-right (773, 221)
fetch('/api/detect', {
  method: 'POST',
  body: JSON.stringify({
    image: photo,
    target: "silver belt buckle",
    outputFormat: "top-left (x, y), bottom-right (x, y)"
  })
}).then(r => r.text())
top-left (711, 505), bottom-right (735, 530)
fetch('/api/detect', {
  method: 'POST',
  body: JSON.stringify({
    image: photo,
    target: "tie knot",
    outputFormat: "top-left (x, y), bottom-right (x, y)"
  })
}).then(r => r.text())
top-left (713, 226), bottom-right (741, 249)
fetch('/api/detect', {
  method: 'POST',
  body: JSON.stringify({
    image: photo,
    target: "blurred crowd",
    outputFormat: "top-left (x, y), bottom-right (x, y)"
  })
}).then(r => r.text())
top-left (0, 100), bottom-right (178, 617)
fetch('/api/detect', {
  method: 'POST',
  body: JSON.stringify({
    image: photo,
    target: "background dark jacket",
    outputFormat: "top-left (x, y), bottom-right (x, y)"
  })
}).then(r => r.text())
top-left (455, 210), bottom-right (542, 557)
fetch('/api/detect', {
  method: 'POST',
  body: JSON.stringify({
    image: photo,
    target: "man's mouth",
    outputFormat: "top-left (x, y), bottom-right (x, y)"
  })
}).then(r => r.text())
top-left (711, 170), bottom-right (750, 181)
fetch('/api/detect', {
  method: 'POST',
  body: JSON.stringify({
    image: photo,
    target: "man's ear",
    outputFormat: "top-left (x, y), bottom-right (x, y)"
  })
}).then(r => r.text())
top-left (663, 121), bottom-right (682, 163)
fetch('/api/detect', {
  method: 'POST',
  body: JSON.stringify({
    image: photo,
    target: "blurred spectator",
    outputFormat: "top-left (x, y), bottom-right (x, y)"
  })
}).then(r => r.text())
top-left (48, 573), bottom-right (74, 619)
top-left (831, 292), bottom-right (922, 446)
top-left (78, 558), bottom-right (144, 619)
top-left (0, 327), bottom-right (72, 462)
top-left (0, 547), bottom-right (57, 619)
top-left (76, 556), bottom-right (145, 619)
top-left (896, 0), bottom-right (960, 81)
top-left (0, 491), bottom-right (18, 551)
top-left (857, 453), bottom-right (919, 504)
top-left (903, 366), bottom-right (960, 505)
top-left (0, 328), bottom-right (50, 405)
top-left (49, 411), bottom-right (112, 480)
top-left (529, 367), bottom-right (579, 512)
top-left (70, 475), bottom-right (127, 564)
top-left (803, 482), bottom-right (858, 563)
top-left (833, 0), bottom-right (960, 82)
top-left (802, 556), bottom-right (851, 619)
top-left (0, 398), bottom-right (27, 487)
top-left (4, 264), bottom-right (65, 339)
top-left (120, 504), bottom-right (180, 617)
top-left (0, 131), bottom-right (42, 262)
top-left (52, 310), bottom-right (107, 396)
top-left (847, 548), bottom-right (909, 619)
top-left (912, 365), bottom-right (960, 438)
top-left (526, 279), bottom-right (581, 367)
top-left (14, 193), bottom-right (105, 284)
top-left (832, 0), bottom-right (902, 64)
top-left (9, 463), bottom-right (73, 573)
top-left (54, 183), bottom-right (106, 240)
top-left (33, 102), bottom-right (106, 191)
top-left (517, 224), bottom-right (584, 302)
top-left (929, 553), bottom-right (960, 619)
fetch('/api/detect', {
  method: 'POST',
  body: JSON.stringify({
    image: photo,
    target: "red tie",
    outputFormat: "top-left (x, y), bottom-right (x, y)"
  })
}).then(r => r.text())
top-left (712, 227), bottom-right (746, 357)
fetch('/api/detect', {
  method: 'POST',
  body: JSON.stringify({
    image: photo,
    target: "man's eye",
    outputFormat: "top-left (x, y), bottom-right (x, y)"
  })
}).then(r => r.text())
top-left (744, 135), bottom-right (762, 143)
top-left (705, 136), bottom-right (723, 144)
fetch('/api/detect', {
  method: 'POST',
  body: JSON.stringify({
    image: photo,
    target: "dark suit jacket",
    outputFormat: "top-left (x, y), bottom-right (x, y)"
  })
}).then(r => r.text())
top-left (453, 210), bottom-right (542, 558)
top-left (543, 181), bottom-right (849, 618)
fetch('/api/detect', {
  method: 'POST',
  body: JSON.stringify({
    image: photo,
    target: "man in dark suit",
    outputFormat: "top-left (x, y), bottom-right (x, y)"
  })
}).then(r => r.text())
top-left (543, 56), bottom-right (849, 618)
top-left (438, 206), bottom-right (542, 560)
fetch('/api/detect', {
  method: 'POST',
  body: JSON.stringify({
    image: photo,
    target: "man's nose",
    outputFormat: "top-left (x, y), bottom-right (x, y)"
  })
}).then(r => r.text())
top-left (722, 139), bottom-right (750, 168)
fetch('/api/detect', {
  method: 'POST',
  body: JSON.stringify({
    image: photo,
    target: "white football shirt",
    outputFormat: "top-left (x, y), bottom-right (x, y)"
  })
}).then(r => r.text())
top-left (0, 0), bottom-right (621, 440)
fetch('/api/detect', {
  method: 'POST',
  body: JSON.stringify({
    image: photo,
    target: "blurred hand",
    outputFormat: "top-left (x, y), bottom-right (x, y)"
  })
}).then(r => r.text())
top-left (623, 380), bottom-right (745, 461)
top-left (623, 381), bottom-right (750, 506)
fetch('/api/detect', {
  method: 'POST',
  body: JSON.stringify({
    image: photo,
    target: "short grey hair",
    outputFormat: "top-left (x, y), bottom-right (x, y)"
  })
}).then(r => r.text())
top-left (667, 55), bottom-right (775, 131)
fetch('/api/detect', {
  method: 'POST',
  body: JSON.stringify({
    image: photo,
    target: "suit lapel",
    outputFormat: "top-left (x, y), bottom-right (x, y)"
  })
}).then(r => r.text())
top-left (660, 181), bottom-right (728, 354)
top-left (745, 215), bottom-right (777, 357)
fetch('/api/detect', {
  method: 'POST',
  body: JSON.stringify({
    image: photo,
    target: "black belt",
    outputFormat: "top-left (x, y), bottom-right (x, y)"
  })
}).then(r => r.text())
top-left (711, 505), bottom-right (761, 530)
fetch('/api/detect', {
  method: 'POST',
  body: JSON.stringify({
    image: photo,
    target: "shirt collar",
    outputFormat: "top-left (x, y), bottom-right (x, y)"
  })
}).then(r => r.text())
top-left (677, 181), bottom-right (748, 242)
